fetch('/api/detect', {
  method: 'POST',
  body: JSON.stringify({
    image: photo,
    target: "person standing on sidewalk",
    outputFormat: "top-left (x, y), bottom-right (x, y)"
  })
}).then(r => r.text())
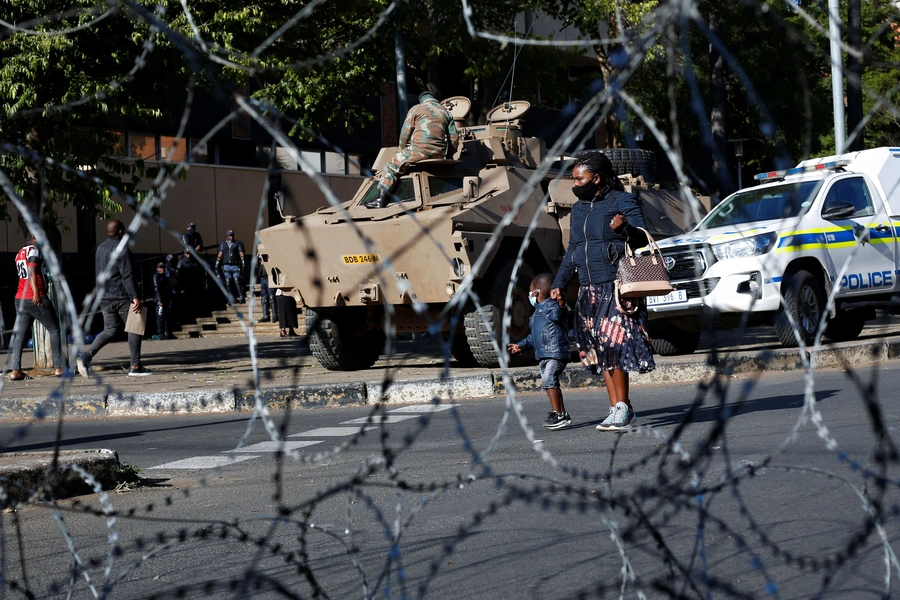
top-left (255, 252), bottom-right (277, 323)
top-left (77, 220), bottom-right (152, 377)
top-left (216, 229), bottom-right (245, 304)
top-left (550, 152), bottom-right (654, 432)
top-left (152, 262), bottom-right (173, 339)
top-left (9, 231), bottom-right (64, 380)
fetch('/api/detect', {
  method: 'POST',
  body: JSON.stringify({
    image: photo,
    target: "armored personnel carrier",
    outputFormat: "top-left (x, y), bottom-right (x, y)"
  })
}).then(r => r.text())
top-left (257, 98), bottom-right (704, 370)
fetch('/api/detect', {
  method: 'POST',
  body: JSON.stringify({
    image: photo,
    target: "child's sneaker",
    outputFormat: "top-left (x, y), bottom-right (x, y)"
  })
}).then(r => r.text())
top-left (596, 406), bottom-right (616, 430)
top-left (544, 411), bottom-right (572, 430)
top-left (599, 402), bottom-right (636, 431)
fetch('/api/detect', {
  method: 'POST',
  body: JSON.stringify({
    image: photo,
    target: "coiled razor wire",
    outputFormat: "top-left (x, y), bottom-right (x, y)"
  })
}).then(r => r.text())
top-left (0, 1), bottom-right (899, 598)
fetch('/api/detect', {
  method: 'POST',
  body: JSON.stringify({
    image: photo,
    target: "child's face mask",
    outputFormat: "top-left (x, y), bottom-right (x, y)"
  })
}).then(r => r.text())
top-left (529, 291), bottom-right (539, 307)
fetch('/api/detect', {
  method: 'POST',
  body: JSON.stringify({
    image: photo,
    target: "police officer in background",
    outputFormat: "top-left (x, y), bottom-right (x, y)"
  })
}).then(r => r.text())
top-left (216, 229), bottom-right (246, 304)
top-left (175, 249), bottom-right (199, 321)
top-left (365, 91), bottom-right (458, 209)
top-left (182, 223), bottom-right (203, 255)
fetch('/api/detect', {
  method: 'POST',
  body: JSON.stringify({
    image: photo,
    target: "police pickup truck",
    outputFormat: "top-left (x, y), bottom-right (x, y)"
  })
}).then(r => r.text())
top-left (644, 147), bottom-right (900, 355)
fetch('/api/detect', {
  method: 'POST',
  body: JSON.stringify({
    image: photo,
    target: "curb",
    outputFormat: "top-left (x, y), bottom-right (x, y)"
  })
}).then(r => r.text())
top-left (0, 338), bottom-right (899, 419)
top-left (0, 449), bottom-right (119, 505)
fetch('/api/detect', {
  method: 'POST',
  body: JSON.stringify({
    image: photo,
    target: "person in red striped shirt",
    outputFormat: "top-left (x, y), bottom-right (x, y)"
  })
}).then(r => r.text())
top-left (9, 231), bottom-right (64, 380)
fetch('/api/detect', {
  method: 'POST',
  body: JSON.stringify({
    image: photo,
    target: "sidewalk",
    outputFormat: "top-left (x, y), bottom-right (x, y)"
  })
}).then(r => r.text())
top-left (2, 315), bottom-right (899, 419)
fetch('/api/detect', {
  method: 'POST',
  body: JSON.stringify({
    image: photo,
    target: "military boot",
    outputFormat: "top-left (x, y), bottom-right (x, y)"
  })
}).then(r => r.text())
top-left (365, 187), bottom-right (390, 209)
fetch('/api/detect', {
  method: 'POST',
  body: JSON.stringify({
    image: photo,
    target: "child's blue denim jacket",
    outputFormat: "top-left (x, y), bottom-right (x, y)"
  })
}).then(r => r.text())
top-left (517, 298), bottom-right (569, 361)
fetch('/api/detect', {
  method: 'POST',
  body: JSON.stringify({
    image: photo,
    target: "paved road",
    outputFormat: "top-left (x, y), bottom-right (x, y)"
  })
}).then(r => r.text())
top-left (1, 312), bottom-right (899, 419)
top-left (2, 361), bottom-right (900, 598)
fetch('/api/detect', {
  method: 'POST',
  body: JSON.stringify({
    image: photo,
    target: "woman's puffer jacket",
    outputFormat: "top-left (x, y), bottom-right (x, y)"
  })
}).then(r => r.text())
top-left (552, 187), bottom-right (649, 289)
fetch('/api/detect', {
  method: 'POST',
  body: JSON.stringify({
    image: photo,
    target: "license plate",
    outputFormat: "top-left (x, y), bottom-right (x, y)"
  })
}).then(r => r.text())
top-left (341, 254), bottom-right (381, 265)
top-left (646, 289), bottom-right (687, 306)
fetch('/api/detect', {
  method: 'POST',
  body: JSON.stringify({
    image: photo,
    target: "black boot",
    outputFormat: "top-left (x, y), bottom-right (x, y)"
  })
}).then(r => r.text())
top-left (365, 187), bottom-right (390, 209)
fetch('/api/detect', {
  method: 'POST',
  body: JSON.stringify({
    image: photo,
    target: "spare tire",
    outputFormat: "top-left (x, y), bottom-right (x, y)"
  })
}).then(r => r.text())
top-left (582, 148), bottom-right (657, 181)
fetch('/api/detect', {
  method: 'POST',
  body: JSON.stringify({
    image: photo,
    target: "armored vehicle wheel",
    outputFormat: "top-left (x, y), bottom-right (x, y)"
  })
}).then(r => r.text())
top-left (463, 259), bottom-right (535, 368)
top-left (449, 327), bottom-right (479, 367)
top-left (824, 309), bottom-right (867, 343)
top-left (774, 269), bottom-right (824, 348)
top-left (305, 308), bottom-right (381, 371)
top-left (585, 148), bottom-right (657, 180)
top-left (648, 322), bottom-right (700, 356)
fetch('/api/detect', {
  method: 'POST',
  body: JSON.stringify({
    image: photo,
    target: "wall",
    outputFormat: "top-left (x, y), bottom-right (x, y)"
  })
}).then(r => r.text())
top-left (92, 164), bottom-right (365, 255)
top-left (0, 202), bottom-right (79, 253)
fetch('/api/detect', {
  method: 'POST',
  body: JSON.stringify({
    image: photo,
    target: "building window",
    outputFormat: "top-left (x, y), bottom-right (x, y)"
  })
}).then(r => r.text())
top-left (275, 146), bottom-right (299, 170)
top-left (130, 133), bottom-right (157, 159)
top-left (300, 151), bottom-right (322, 173)
top-left (324, 152), bottom-right (346, 174)
top-left (159, 136), bottom-right (188, 162)
top-left (104, 130), bottom-right (127, 157)
top-left (347, 154), bottom-right (363, 175)
top-left (190, 138), bottom-right (210, 164)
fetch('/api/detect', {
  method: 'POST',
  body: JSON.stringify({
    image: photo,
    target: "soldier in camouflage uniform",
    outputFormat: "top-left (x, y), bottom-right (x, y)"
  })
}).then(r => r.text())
top-left (366, 91), bottom-right (459, 209)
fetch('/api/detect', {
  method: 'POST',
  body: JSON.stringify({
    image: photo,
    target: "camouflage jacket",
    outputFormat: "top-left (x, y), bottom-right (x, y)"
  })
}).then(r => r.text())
top-left (398, 99), bottom-right (459, 158)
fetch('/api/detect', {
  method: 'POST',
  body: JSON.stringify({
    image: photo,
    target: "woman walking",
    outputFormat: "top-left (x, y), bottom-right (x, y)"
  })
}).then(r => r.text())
top-left (550, 152), bottom-right (656, 431)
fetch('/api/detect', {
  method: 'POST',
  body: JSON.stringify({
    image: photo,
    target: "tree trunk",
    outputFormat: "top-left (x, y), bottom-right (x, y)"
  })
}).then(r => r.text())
top-left (709, 6), bottom-right (729, 197)
top-left (594, 19), bottom-right (620, 149)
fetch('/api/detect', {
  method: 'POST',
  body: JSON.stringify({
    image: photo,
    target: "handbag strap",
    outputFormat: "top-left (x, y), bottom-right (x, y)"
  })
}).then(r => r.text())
top-left (623, 226), bottom-right (663, 260)
top-left (613, 280), bottom-right (639, 315)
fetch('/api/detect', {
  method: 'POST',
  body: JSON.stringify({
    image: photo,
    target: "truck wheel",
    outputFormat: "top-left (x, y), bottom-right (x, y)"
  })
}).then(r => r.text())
top-left (648, 323), bottom-right (700, 356)
top-left (305, 308), bottom-right (381, 371)
top-left (824, 309), bottom-right (867, 343)
top-left (589, 148), bottom-right (658, 180)
top-left (463, 258), bottom-right (535, 368)
top-left (774, 269), bottom-right (824, 347)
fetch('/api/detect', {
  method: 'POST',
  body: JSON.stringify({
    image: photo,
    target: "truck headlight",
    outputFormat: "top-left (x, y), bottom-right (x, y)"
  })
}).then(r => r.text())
top-left (712, 232), bottom-right (777, 261)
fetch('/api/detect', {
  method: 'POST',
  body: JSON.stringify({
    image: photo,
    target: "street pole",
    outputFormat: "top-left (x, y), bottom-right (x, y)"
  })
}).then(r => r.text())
top-left (828, 0), bottom-right (846, 155)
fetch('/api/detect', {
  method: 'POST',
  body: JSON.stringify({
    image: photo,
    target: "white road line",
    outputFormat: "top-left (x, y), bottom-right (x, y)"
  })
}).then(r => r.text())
top-left (341, 415), bottom-right (419, 425)
top-left (227, 441), bottom-right (323, 453)
top-left (289, 427), bottom-right (376, 437)
top-left (148, 455), bottom-right (260, 470)
top-left (388, 404), bottom-right (459, 413)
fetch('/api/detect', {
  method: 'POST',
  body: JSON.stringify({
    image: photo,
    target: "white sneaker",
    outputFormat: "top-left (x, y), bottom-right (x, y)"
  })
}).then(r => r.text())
top-left (606, 402), bottom-right (636, 431)
top-left (76, 357), bottom-right (90, 378)
top-left (596, 406), bottom-right (617, 431)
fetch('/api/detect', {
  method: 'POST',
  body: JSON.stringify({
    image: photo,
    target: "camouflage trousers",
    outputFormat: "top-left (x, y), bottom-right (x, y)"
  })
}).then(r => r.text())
top-left (376, 146), bottom-right (442, 191)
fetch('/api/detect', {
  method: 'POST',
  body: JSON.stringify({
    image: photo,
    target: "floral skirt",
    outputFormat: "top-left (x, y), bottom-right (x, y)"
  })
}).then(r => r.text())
top-left (574, 282), bottom-right (656, 374)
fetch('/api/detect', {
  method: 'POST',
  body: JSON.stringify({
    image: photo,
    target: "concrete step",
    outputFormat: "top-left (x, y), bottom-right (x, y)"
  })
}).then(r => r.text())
top-left (170, 325), bottom-right (300, 339)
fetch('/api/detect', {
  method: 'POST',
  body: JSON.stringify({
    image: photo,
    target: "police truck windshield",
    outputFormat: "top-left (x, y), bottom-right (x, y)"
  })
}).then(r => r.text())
top-left (703, 181), bottom-right (822, 228)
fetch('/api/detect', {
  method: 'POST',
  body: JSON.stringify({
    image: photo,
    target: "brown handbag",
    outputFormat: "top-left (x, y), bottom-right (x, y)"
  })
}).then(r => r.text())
top-left (614, 227), bottom-right (674, 313)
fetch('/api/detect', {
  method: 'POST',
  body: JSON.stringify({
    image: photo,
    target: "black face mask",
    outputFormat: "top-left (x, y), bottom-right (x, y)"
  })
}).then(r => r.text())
top-left (572, 180), bottom-right (601, 200)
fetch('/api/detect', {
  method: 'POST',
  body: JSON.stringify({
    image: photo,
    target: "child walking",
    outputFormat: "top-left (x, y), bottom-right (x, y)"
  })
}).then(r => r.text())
top-left (508, 273), bottom-right (572, 430)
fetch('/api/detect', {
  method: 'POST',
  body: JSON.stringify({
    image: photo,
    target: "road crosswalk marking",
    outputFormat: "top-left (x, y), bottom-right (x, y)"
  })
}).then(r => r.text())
top-left (228, 441), bottom-right (323, 453)
top-left (340, 415), bottom-right (419, 425)
top-left (148, 455), bottom-right (260, 470)
top-left (148, 403), bottom-right (459, 470)
top-left (387, 404), bottom-right (458, 413)
top-left (289, 427), bottom-right (375, 437)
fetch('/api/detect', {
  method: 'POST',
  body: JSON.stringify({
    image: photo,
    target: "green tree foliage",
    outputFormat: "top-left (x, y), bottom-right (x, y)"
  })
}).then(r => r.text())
top-left (555, 0), bottom-right (659, 148)
top-left (0, 1), bottom-right (167, 244)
